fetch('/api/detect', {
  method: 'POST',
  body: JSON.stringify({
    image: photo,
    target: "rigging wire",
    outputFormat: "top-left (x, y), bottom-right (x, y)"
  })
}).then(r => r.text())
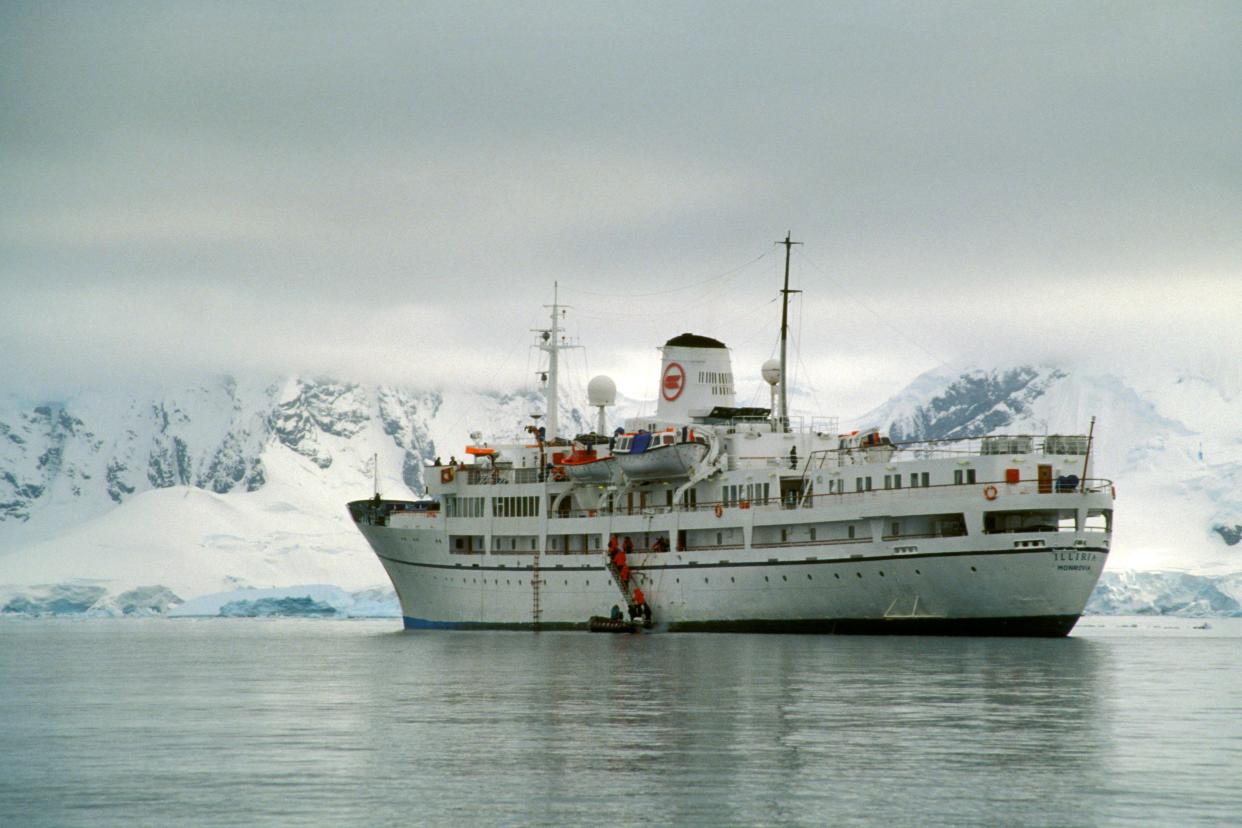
top-left (794, 247), bottom-right (959, 372)
top-left (563, 249), bottom-right (772, 299)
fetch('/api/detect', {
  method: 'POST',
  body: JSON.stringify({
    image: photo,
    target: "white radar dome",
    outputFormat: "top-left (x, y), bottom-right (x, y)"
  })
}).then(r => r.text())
top-left (587, 375), bottom-right (617, 407)
top-left (761, 359), bottom-right (782, 386)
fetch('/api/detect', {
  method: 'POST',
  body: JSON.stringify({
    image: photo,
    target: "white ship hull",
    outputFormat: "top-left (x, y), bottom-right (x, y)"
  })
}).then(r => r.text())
top-left (354, 486), bottom-right (1111, 636)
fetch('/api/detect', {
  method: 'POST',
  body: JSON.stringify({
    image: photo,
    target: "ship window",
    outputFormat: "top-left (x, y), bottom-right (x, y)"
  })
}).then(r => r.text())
top-left (891, 522), bottom-right (900, 536)
top-left (984, 509), bottom-right (1076, 534)
top-left (954, 470), bottom-right (963, 485)
top-left (531, 539), bottom-right (537, 550)
top-left (848, 525), bottom-right (855, 539)
top-left (865, 477), bottom-right (873, 491)
top-left (909, 473), bottom-right (919, 488)
top-left (1084, 509), bottom-right (1112, 532)
top-left (892, 475), bottom-right (900, 490)
top-left (855, 478), bottom-right (863, 492)
top-left (884, 475), bottom-right (892, 489)
top-left (921, 472), bottom-right (930, 487)
top-left (810, 528), bottom-right (817, 541)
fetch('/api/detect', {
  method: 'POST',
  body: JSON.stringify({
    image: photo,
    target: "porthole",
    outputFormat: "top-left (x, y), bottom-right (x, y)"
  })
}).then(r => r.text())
top-left (970, 566), bottom-right (977, 572)
top-left (764, 576), bottom-right (769, 582)
top-left (879, 571), bottom-right (885, 577)
top-left (856, 572), bottom-right (862, 578)
top-left (915, 569), bottom-right (921, 575)
top-left (782, 575), bottom-right (788, 582)
top-left (807, 574), bottom-right (813, 580)
top-left (704, 577), bottom-right (709, 584)
top-left (730, 577), bottom-right (735, 583)
top-left (834, 573), bottom-right (840, 579)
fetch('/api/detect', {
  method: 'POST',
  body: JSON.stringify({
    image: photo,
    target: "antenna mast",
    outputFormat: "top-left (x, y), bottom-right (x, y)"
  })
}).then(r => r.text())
top-left (534, 282), bottom-right (580, 443)
top-left (777, 232), bottom-right (802, 431)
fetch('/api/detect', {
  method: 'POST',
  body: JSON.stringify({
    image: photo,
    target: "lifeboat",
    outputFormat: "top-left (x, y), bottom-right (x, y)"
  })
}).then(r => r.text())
top-left (560, 450), bottom-right (619, 484)
top-left (612, 429), bottom-right (708, 481)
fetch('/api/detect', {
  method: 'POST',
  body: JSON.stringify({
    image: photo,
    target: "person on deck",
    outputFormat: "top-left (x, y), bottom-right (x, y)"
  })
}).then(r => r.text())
top-left (612, 548), bottom-right (626, 571)
top-left (622, 536), bottom-right (634, 556)
top-left (619, 564), bottom-right (630, 585)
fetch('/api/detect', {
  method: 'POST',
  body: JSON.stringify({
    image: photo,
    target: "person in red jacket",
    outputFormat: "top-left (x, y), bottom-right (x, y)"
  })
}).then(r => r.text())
top-left (633, 586), bottom-right (651, 622)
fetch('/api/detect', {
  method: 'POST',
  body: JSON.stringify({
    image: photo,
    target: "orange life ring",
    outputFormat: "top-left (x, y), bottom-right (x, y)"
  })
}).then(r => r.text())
top-left (714, 504), bottom-right (724, 518)
top-left (440, 467), bottom-right (455, 484)
top-left (983, 484), bottom-right (998, 501)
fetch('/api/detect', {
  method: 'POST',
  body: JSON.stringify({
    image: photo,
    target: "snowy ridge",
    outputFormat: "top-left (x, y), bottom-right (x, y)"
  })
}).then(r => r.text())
top-left (0, 375), bottom-right (608, 604)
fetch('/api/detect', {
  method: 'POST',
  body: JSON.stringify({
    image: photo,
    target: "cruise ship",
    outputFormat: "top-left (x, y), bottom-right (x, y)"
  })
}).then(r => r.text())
top-left (349, 240), bottom-right (1112, 635)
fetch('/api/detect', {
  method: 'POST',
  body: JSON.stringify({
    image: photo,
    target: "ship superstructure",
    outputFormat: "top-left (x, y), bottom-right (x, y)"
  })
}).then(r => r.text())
top-left (349, 246), bottom-right (1112, 635)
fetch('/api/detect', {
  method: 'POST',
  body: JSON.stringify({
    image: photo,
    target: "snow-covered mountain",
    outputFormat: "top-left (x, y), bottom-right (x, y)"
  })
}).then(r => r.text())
top-left (0, 375), bottom-right (600, 605)
top-left (2, 361), bottom-right (1240, 617)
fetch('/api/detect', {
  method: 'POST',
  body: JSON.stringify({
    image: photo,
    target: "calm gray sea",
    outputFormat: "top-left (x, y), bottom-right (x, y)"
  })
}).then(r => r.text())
top-left (1, 617), bottom-right (1240, 827)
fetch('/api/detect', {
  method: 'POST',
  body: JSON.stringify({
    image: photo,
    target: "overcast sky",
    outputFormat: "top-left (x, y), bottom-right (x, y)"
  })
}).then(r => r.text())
top-left (3, 1), bottom-right (1239, 415)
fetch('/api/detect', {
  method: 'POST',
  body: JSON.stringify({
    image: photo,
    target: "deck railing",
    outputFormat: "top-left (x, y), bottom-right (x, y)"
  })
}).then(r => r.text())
top-left (544, 477), bottom-right (1113, 520)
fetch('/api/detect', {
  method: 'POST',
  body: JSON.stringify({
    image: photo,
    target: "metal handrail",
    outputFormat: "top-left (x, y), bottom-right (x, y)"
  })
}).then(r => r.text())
top-left (544, 477), bottom-right (1114, 519)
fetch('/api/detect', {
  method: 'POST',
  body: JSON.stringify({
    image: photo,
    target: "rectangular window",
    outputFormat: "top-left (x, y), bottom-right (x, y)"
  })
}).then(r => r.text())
top-left (848, 525), bottom-right (855, 539)
top-left (891, 521), bottom-right (900, 536)
top-left (884, 474), bottom-right (892, 489)
top-left (967, 469), bottom-right (976, 484)
top-left (810, 528), bottom-right (817, 541)
top-left (865, 477), bottom-right (873, 491)
top-left (856, 478), bottom-right (863, 492)
top-left (893, 475), bottom-right (901, 490)
top-left (921, 472), bottom-right (930, 487)
top-left (910, 474), bottom-right (920, 488)
top-left (954, 470), bottom-right (963, 485)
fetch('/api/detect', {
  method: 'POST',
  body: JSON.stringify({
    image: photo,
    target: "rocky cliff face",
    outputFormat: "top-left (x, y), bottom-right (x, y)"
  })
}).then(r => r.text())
top-left (0, 375), bottom-right (599, 545)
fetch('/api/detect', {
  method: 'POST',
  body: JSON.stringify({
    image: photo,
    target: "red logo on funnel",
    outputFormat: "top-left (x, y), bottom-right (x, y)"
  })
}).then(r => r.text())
top-left (661, 362), bottom-right (685, 401)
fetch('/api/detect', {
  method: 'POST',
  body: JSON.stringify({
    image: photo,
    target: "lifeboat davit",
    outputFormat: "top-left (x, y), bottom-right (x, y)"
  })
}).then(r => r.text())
top-left (612, 429), bottom-right (707, 481)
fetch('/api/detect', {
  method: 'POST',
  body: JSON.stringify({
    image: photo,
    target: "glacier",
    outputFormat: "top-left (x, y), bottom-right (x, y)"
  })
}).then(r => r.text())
top-left (1, 361), bottom-right (1240, 618)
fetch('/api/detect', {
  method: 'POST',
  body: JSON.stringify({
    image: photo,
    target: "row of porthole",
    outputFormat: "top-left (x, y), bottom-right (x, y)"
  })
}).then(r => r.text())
top-left (435, 565), bottom-right (982, 588)
top-left (670, 565), bottom-right (982, 585)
